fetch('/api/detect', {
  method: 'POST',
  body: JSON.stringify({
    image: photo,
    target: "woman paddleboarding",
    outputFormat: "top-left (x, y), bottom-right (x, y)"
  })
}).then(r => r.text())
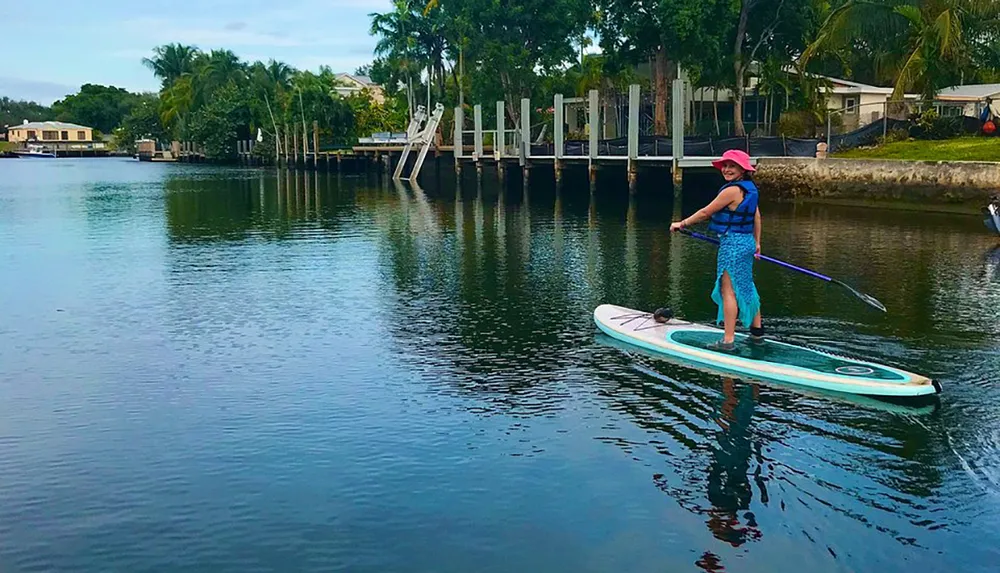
top-left (670, 149), bottom-right (762, 351)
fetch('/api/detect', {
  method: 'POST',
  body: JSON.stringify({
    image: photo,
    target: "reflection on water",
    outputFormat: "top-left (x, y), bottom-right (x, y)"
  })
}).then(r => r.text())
top-left (0, 159), bottom-right (999, 572)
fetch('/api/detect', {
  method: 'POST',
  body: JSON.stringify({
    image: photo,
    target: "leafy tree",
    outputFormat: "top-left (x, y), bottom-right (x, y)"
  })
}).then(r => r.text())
top-left (51, 84), bottom-right (140, 132)
top-left (802, 0), bottom-right (1000, 102)
top-left (729, 0), bottom-right (821, 135)
top-left (0, 97), bottom-right (52, 127)
top-left (345, 89), bottom-right (409, 141)
top-left (187, 82), bottom-right (251, 160)
top-left (457, 0), bottom-right (592, 123)
top-left (113, 93), bottom-right (169, 152)
top-left (596, 0), bottom-right (732, 135)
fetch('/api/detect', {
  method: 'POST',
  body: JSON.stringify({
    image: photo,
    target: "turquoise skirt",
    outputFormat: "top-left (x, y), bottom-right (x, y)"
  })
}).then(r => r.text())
top-left (711, 232), bottom-right (760, 326)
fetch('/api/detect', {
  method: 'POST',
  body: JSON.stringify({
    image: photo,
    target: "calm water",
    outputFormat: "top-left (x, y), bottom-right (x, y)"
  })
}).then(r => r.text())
top-left (1, 158), bottom-right (999, 572)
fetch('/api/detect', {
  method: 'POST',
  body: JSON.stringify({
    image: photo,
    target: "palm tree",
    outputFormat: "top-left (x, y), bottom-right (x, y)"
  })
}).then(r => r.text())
top-left (802, 0), bottom-right (1000, 102)
top-left (370, 0), bottom-right (420, 118)
top-left (142, 44), bottom-right (199, 90)
top-left (198, 49), bottom-right (247, 95)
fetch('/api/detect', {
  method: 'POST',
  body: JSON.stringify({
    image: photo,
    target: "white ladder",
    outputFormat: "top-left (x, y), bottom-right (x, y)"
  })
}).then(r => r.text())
top-left (399, 103), bottom-right (444, 182)
top-left (392, 105), bottom-right (428, 180)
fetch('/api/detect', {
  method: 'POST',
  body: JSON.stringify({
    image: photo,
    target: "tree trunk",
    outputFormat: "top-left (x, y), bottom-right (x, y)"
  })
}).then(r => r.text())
top-left (654, 45), bottom-right (671, 136)
top-left (763, 95), bottom-right (769, 135)
top-left (713, 87), bottom-right (720, 135)
top-left (699, 93), bottom-right (705, 133)
top-left (458, 44), bottom-right (465, 111)
top-left (733, 0), bottom-right (750, 136)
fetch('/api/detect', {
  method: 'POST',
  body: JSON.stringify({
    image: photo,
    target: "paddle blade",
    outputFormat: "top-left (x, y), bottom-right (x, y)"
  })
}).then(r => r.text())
top-left (837, 280), bottom-right (887, 313)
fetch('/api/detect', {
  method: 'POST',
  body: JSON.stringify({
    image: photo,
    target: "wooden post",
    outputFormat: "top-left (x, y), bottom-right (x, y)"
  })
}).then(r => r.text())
top-left (473, 104), bottom-right (483, 160)
top-left (284, 124), bottom-right (290, 167)
top-left (628, 161), bottom-right (638, 195)
top-left (588, 89), bottom-right (598, 160)
top-left (292, 129), bottom-right (299, 169)
top-left (454, 106), bottom-right (464, 177)
top-left (520, 97), bottom-right (530, 165)
top-left (301, 122), bottom-right (307, 166)
top-left (313, 120), bottom-right (319, 170)
top-left (672, 77), bottom-right (685, 161)
top-left (628, 84), bottom-right (640, 195)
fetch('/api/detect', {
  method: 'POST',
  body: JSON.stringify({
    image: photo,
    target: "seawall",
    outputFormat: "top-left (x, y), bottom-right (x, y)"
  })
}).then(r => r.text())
top-left (754, 158), bottom-right (1000, 210)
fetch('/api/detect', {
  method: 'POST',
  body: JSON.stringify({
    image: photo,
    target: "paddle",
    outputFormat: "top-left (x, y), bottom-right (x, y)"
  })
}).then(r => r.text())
top-left (676, 228), bottom-right (887, 313)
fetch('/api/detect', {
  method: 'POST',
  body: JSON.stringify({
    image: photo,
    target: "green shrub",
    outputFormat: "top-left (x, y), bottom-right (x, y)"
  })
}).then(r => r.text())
top-left (778, 110), bottom-right (843, 137)
top-left (910, 108), bottom-right (961, 140)
top-left (876, 127), bottom-right (910, 146)
top-left (778, 110), bottom-right (817, 137)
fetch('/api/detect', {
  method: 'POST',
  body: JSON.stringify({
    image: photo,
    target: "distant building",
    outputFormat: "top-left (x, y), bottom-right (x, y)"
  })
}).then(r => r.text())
top-left (691, 70), bottom-right (918, 132)
top-left (333, 73), bottom-right (386, 104)
top-left (933, 84), bottom-right (1000, 117)
top-left (6, 121), bottom-right (106, 151)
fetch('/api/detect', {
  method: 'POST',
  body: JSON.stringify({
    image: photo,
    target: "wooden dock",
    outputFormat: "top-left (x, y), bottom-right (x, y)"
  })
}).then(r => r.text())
top-left (220, 82), bottom-right (820, 197)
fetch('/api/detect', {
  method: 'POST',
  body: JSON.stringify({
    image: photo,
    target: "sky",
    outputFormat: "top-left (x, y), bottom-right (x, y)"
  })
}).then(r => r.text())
top-left (0, 0), bottom-right (393, 105)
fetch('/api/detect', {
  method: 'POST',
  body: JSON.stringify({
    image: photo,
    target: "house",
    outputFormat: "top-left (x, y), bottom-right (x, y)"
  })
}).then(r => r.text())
top-left (691, 70), bottom-right (917, 132)
top-left (6, 120), bottom-right (106, 151)
top-left (933, 84), bottom-right (1000, 117)
top-left (333, 73), bottom-right (385, 104)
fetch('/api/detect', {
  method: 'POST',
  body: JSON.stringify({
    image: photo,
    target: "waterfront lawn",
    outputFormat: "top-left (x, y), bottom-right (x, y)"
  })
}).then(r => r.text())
top-left (834, 137), bottom-right (1000, 162)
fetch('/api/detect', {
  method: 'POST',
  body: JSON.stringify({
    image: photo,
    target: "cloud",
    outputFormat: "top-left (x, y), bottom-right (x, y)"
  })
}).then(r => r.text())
top-left (120, 16), bottom-right (369, 49)
top-left (121, 17), bottom-right (305, 47)
top-left (0, 77), bottom-right (77, 105)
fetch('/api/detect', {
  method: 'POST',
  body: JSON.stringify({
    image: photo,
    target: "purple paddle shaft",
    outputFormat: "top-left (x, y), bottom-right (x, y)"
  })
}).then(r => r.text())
top-left (680, 229), bottom-right (833, 282)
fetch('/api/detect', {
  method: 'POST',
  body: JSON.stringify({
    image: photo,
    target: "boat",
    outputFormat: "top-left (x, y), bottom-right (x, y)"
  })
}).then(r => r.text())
top-left (593, 304), bottom-right (940, 398)
top-left (984, 195), bottom-right (1000, 235)
top-left (14, 144), bottom-right (56, 158)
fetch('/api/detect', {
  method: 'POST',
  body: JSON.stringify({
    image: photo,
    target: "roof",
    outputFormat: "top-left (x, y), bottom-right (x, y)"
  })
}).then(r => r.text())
top-left (935, 84), bottom-right (1000, 101)
top-left (780, 66), bottom-right (896, 94)
top-left (335, 73), bottom-right (379, 87)
top-left (11, 121), bottom-right (92, 130)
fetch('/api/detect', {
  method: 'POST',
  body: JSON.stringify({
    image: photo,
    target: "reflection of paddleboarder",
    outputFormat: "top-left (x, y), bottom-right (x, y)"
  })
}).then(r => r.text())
top-left (985, 245), bottom-right (1000, 282)
top-left (705, 377), bottom-right (762, 548)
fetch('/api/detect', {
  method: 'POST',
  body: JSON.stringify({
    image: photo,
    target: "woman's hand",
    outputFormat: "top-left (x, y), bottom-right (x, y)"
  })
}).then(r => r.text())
top-left (669, 221), bottom-right (685, 233)
top-left (755, 242), bottom-right (761, 259)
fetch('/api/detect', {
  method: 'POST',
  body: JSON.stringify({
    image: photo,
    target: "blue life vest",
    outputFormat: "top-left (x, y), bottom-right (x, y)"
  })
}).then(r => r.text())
top-left (708, 180), bottom-right (758, 235)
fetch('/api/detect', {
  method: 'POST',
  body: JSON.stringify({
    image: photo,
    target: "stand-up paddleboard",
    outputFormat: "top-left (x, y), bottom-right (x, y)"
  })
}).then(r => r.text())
top-left (594, 304), bottom-right (940, 398)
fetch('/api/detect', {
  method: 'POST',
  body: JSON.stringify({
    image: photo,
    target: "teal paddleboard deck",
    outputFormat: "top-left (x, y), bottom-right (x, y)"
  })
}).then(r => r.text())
top-left (594, 304), bottom-right (939, 398)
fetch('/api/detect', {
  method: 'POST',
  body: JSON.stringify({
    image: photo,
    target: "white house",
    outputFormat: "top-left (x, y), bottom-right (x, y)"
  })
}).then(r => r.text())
top-left (933, 84), bottom-right (1000, 117)
top-left (691, 69), bottom-right (917, 131)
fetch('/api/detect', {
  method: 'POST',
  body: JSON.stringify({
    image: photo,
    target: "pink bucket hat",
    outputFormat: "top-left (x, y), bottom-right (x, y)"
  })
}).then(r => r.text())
top-left (711, 149), bottom-right (755, 172)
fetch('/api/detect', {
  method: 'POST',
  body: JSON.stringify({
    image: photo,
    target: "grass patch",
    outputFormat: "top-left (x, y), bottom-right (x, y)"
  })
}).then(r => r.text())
top-left (0, 141), bottom-right (14, 153)
top-left (833, 136), bottom-right (1000, 162)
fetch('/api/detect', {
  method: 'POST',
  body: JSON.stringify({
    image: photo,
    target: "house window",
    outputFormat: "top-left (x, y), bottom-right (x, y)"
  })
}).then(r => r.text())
top-left (27, 130), bottom-right (36, 139)
top-left (61, 131), bottom-right (68, 140)
top-left (844, 97), bottom-right (858, 113)
top-left (42, 130), bottom-right (59, 140)
top-left (77, 131), bottom-right (86, 140)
